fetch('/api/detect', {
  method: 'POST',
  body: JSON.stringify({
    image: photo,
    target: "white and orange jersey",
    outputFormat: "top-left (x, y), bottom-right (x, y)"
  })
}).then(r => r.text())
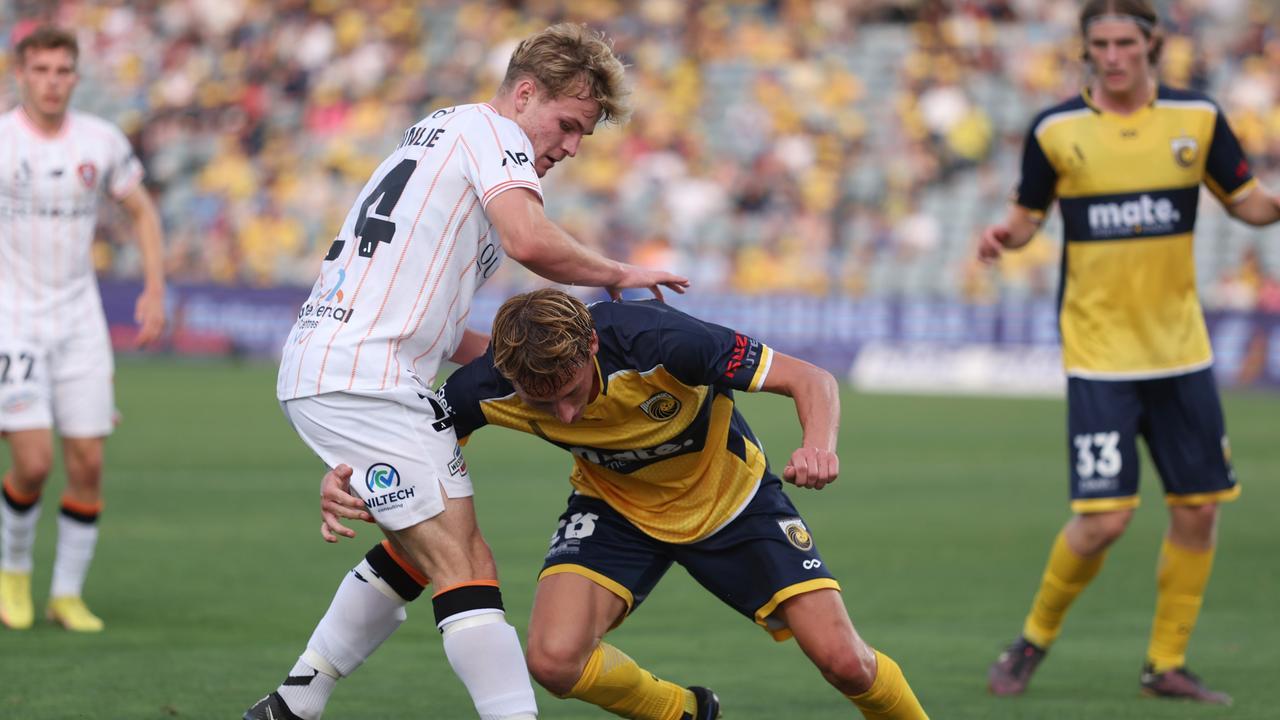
top-left (0, 108), bottom-right (143, 343)
top-left (278, 103), bottom-right (542, 401)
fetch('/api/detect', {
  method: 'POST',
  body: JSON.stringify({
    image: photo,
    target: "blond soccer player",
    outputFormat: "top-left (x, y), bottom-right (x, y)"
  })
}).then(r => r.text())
top-left (245, 23), bottom-right (687, 720)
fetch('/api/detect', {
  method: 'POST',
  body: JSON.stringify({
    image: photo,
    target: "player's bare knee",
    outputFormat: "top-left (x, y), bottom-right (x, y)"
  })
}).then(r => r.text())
top-left (1072, 509), bottom-right (1133, 552)
top-left (1169, 503), bottom-right (1218, 542)
top-left (526, 636), bottom-right (591, 696)
top-left (813, 642), bottom-right (877, 696)
top-left (63, 440), bottom-right (105, 487)
top-left (11, 450), bottom-right (54, 489)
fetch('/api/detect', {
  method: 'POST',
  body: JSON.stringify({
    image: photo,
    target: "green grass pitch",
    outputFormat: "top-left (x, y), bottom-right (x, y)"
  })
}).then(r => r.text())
top-left (1, 358), bottom-right (1276, 719)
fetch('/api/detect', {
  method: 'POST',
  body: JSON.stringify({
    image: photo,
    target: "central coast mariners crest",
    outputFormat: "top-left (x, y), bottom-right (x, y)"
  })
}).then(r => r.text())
top-left (778, 518), bottom-right (813, 551)
top-left (639, 391), bottom-right (681, 421)
top-left (1171, 135), bottom-right (1199, 168)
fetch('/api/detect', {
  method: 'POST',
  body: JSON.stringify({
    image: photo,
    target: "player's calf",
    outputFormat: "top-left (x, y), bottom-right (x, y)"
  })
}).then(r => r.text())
top-left (434, 581), bottom-right (538, 719)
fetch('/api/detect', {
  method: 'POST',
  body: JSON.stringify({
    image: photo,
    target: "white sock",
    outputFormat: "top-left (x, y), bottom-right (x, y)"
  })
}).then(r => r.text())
top-left (441, 612), bottom-right (538, 720)
top-left (0, 496), bottom-right (40, 573)
top-left (50, 508), bottom-right (99, 597)
top-left (278, 561), bottom-right (407, 719)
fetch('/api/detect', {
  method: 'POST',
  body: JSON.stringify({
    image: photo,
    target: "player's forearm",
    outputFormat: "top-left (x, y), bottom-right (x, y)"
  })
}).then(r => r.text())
top-left (793, 370), bottom-right (841, 453)
top-left (1002, 207), bottom-right (1043, 250)
top-left (507, 221), bottom-right (625, 287)
top-left (126, 190), bottom-right (166, 292)
top-left (1229, 185), bottom-right (1280, 227)
top-left (449, 329), bottom-right (490, 366)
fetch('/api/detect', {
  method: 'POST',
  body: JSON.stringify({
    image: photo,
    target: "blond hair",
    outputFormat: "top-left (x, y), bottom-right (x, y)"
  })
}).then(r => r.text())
top-left (491, 289), bottom-right (595, 396)
top-left (499, 23), bottom-right (631, 125)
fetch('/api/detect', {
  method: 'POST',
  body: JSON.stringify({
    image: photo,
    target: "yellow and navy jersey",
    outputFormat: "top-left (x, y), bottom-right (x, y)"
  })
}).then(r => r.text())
top-left (440, 299), bottom-right (776, 544)
top-left (1017, 86), bottom-right (1257, 379)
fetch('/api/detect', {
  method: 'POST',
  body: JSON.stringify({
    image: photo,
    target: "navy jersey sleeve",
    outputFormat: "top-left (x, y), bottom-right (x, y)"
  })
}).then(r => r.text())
top-left (1204, 106), bottom-right (1255, 201)
top-left (607, 302), bottom-right (773, 392)
top-left (437, 347), bottom-right (505, 442)
top-left (1014, 118), bottom-right (1057, 212)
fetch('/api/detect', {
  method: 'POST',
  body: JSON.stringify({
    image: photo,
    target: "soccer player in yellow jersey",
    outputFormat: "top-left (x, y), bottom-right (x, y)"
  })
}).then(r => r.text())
top-left (316, 289), bottom-right (929, 719)
top-left (979, 0), bottom-right (1280, 704)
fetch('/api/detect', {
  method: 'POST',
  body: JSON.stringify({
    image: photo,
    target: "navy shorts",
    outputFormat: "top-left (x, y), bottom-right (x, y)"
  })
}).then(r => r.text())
top-left (539, 477), bottom-right (840, 640)
top-left (1066, 367), bottom-right (1239, 513)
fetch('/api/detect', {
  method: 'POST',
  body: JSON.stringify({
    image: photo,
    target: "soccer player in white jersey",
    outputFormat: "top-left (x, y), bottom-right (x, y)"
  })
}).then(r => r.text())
top-left (0, 26), bottom-right (167, 633)
top-left (245, 23), bottom-right (688, 720)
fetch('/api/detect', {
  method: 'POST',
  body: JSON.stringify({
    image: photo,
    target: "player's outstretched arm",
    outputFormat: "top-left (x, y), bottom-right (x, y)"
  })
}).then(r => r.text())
top-left (1228, 183), bottom-right (1280, 226)
top-left (978, 205), bottom-right (1042, 264)
top-left (486, 188), bottom-right (689, 301)
top-left (319, 464), bottom-right (375, 543)
top-left (760, 352), bottom-right (840, 490)
top-left (119, 185), bottom-right (167, 347)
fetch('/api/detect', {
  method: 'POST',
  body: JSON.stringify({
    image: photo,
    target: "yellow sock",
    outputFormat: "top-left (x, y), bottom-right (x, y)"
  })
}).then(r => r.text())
top-left (847, 651), bottom-right (929, 719)
top-left (564, 642), bottom-right (691, 720)
top-left (1022, 530), bottom-right (1106, 648)
top-left (1147, 538), bottom-right (1215, 673)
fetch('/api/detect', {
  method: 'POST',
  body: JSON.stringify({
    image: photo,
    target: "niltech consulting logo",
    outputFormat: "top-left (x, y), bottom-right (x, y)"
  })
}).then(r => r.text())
top-left (366, 463), bottom-right (400, 492)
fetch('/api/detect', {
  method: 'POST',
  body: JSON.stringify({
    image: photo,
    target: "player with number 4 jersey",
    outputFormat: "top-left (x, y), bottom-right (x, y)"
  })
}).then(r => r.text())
top-left (978, 0), bottom-right (1280, 705)
top-left (247, 24), bottom-right (687, 720)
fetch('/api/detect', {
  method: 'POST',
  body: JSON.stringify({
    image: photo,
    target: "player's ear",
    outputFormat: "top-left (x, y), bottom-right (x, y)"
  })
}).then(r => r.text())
top-left (514, 77), bottom-right (536, 113)
top-left (1146, 30), bottom-right (1163, 65)
top-left (589, 330), bottom-right (599, 355)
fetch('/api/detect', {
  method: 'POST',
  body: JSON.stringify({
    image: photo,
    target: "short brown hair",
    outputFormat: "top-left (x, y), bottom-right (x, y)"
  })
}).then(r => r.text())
top-left (491, 289), bottom-right (595, 396)
top-left (15, 25), bottom-right (78, 66)
top-left (1080, 0), bottom-right (1162, 64)
top-left (499, 23), bottom-right (632, 125)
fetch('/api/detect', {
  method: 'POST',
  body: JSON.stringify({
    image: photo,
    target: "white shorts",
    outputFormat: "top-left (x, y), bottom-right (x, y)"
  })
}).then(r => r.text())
top-left (0, 329), bottom-right (115, 438)
top-left (281, 390), bottom-right (473, 531)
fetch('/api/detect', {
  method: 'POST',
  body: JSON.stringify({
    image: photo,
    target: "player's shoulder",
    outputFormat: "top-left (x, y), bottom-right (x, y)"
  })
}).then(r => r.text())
top-left (1028, 94), bottom-right (1092, 136)
top-left (588, 298), bottom-right (680, 332)
top-left (418, 103), bottom-right (523, 138)
top-left (67, 110), bottom-right (126, 136)
top-left (1154, 85), bottom-right (1220, 115)
top-left (445, 346), bottom-right (514, 403)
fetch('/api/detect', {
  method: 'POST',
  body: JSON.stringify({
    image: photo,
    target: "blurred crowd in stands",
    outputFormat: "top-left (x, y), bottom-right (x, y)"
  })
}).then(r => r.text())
top-left (4, 0), bottom-right (1280, 311)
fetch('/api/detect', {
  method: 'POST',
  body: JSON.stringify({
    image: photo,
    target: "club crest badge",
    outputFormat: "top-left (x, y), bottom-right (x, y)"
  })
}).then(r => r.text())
top-left (1171, 136), bottom-right (1198, 168)
top-left (77, 162), bottom-right (97, 188)
top-left (639, 391), bottom-right (681, 421)
top-left (778, 518), bottom-right (813, 551)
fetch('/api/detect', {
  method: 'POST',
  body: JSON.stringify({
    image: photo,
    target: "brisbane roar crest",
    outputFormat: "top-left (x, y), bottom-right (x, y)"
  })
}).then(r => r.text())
top-left (1170, 136), bottom-right (1198, 168)
top-left (77, 162), bottom-right (98, 188)
top-left (639, 391), bottom-right (681, 421)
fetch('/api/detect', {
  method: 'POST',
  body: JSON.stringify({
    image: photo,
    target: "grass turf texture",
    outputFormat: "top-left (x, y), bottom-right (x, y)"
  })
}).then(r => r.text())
top-left (1, 357), bottom-right (1275, 719)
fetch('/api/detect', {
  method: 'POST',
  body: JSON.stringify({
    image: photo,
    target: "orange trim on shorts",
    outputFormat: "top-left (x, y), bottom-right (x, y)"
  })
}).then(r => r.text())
top-left (60, 496), bottom-right (103, 516)
top-left (380, 540), bottom-right (430, 587)
top-left (432, 579), bottom-right (500, 598)
top-left (2, 477), bottom-right (41, 506)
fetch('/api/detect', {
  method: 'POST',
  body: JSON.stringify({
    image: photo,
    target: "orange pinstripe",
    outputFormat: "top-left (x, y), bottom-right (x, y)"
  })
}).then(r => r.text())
top-left (390, 196), bottom-right (480, 384)
top-left (353, 175), bottom-right (467, 391)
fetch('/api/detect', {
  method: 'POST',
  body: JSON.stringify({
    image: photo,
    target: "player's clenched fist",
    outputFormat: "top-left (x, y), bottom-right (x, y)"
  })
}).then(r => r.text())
top-left (783, 447), bottom-right (839, 490)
